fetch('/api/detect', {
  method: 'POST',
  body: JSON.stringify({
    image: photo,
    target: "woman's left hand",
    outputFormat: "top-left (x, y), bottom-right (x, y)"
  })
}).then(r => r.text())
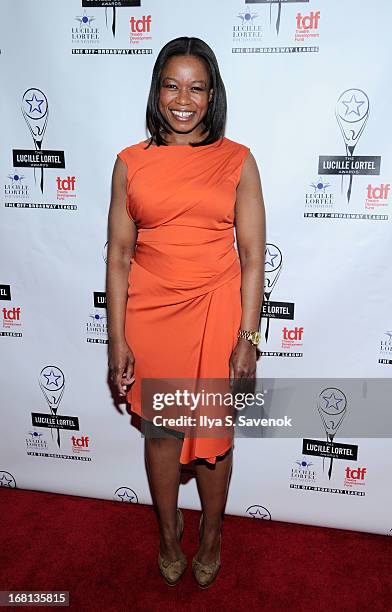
top-left (229, 339), bottom-right (257, 383)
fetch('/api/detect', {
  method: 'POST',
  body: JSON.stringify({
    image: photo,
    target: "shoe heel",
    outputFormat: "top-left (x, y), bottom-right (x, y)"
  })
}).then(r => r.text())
top-left (192, 513), bottom-right (221, 588)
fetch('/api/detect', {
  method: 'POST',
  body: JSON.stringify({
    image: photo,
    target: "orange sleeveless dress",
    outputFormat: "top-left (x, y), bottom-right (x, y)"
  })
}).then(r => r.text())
top-left (117, 137), bottom-right (250, 465)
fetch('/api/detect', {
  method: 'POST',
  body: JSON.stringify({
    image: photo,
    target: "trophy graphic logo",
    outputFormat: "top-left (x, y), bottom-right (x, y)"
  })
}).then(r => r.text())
top-left (21, 88), bottom-right (48, 194)
top-left (39, 366), bottom-right (65, 448)
top-left (318, 88), bottom-right (379, 206)
top-left (263, 243), bottom-right (282, 342)
top-left (317, 387), bottom-right (347, 479)
top-left (335, 88), bottom-right (369, 203)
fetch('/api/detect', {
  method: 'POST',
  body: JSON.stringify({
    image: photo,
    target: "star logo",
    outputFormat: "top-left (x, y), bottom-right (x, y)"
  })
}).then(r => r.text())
top-left (25, 93), bottom-right (44, 115)
top-left (265, 247), bottom-right (279, 268)
top-left (115, 487), bottom-right (139, 503)
top-left (341, 94), bottom-right (365, 118)
top-left (321, 391), bottom-right (344, 412)
top-left (0, 473), bottom-right (14, 487)
top-left (246, 505), bottom-right (272, 520)
top-left (44, 369), bottom-right (62, 387)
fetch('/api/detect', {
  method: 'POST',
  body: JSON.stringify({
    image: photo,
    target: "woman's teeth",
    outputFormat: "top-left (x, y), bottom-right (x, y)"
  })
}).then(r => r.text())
top-left (170, 110), bottom-right (194, 120)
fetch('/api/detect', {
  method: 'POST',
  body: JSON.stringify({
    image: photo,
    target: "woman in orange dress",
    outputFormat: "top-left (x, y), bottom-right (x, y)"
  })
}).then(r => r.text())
top-left (106, 37), bottom-right (265, 588)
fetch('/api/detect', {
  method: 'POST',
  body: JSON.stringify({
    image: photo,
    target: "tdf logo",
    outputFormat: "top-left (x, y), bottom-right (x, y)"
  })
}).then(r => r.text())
top-left (366, 184), bottom-right (390, 200)
top-left (345, 467), bottom-right (367, 481)
top-left (296, 10), bottom-right (320, 30)
top-left (2, 307), bottom-right (21, 322)
top-left (130, 15), bottom-right (151, 33)
top-left (56, 176), bottom-right (76, 191)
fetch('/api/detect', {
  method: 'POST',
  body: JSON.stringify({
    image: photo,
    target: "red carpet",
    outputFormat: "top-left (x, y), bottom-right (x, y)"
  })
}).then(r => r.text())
top-left (1, 488), bottom-right (391, 611)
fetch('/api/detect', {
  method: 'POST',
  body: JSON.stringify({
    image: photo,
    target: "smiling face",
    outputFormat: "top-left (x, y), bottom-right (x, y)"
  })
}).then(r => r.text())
top-left (158, 54), bottom-right (213, 143)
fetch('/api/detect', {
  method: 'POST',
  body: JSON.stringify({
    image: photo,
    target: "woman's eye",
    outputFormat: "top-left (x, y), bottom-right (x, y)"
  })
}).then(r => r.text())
top-left (163, 84), bottom-right (205, 92)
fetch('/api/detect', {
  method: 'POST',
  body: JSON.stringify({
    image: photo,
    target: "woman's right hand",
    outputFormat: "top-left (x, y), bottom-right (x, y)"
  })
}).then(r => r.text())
top-left (108, 338), bottom-right (135, 397)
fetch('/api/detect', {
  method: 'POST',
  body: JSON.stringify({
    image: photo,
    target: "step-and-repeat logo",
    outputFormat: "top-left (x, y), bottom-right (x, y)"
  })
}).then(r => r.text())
top-left (306, 88), bottom-right (385, 221)
top-left (290, 457), bottom-right (316, 483)
top-left (260, 244), bottom-right (301, 358)
top-left (16, 89), bottom-right (65, 193)
top-left (5, 169), bottom-right (29, 200)
top-left (0, 472), bottom-right (17, 488)
top-left (233, 4), bottom-right (262, 45)
top-left (304, 176), bottom-right (334, 210)
top-left (232, 0), bottom-right (318, 53)
top-left (28, 367), bottom-right (89, 461)
top-left (0, 285), bottom-right (22, 338)
top-left (87, 312), bottom-right (108, 343)
top-left (130, 14), bottom-right (152, 45)
top-left (56, 176), bottom-right (77, 201)
top-left (290, 387), bottom-right (364, 497)
top-left (73, 1), bottom-right (152, 54)
top-left (114, 487), bottom-right (139, 503)
top-left (365, 183), bottom-right (390, 210)
top-left (72, 10), bottom-right (100, 45)
top-left (245, 504), bottom-right (272, 519)
top-left (7, 89), bottom-right (74, 211)
top-left (1, 306), bottom-right (22, 337)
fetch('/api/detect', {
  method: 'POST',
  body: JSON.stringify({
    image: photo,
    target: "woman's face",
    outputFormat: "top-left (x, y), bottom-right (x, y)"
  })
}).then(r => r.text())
top-left (158, 54), bottom-right (213, 137)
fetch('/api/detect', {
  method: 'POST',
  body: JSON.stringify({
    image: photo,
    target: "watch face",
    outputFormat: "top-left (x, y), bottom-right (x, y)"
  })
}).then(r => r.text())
top-left (252, 332), bottom-right (260, 344)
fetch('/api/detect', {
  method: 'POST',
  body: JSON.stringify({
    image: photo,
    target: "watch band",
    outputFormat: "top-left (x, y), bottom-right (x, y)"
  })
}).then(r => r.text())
top-left (237, 329), bottom-right (261, 346)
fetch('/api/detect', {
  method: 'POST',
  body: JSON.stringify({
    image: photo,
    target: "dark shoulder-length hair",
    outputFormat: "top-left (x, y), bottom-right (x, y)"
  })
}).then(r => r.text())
top-left (146, 36), bottom-right (227, 147)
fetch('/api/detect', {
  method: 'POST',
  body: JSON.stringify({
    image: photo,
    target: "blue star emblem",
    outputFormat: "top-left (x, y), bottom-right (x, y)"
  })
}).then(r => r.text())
top-left (25, 93), bottom-right (44, 114)
top-left (342, 94), bottom-right (365, 117)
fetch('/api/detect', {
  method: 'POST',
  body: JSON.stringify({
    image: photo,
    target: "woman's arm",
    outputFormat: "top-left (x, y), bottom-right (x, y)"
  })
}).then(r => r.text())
top-left (106, 156), bottom-right (138, 396)
top-left (230, 152), bottom-right (266, 379)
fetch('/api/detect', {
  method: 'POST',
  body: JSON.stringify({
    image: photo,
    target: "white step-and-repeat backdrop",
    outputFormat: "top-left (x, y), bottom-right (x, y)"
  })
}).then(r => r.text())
top-left (1, 0), bottom-right (391, 536)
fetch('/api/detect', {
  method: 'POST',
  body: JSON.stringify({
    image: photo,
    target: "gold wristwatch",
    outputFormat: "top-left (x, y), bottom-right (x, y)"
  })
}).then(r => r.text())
top-left (237, 329), bottom-right (261, 347)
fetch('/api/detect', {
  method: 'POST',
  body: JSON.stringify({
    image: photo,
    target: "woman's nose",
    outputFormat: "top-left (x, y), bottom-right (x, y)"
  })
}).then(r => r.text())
top-left (175, 87), bottom-right (191, 105)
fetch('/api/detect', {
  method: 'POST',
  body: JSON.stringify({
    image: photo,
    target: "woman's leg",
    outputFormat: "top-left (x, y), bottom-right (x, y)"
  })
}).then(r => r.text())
top-left (194, 447), bottom-right (233, 563)
top-left (145, 435), bottom-right (185, 561)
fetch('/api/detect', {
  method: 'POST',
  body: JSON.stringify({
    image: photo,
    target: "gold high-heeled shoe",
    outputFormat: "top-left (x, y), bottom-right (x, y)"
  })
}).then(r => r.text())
top-left (192, 512), bottom-right (221, 589)
top-left (157, 508), bottom-right (187, 586)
